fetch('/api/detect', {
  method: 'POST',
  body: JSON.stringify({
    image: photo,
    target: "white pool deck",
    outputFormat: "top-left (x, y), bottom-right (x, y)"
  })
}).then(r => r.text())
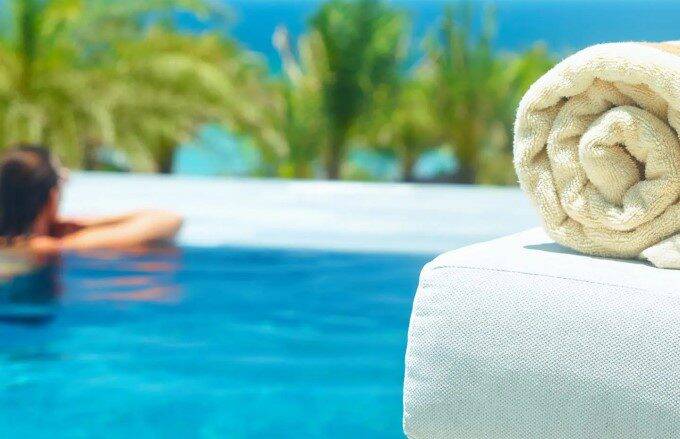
top-left (62, 172), bottom-right (539, 254)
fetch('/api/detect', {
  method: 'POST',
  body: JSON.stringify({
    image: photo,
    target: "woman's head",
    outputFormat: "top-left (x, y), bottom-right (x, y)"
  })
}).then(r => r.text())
top-left (0, 145), bottom-right (62, 241)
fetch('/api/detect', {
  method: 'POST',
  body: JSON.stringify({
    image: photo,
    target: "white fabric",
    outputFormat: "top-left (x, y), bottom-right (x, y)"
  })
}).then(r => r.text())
top-left (513, 42), bottom-right (680, 269)
top-left (403, 229), bottom-right (680, 438)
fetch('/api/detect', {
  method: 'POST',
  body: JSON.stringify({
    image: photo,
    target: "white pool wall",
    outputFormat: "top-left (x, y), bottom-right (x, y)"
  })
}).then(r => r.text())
top-left (62, 172), bottom-right (539, 254)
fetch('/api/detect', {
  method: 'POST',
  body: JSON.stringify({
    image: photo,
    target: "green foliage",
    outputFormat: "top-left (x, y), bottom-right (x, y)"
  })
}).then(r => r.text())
top-left (0, 0), bottom-right (556, 184)
top-left (90, 1), bottom-right (275, 173)
top-left (476, 43), bottom-right (555, 184)
top-left (246, 1), bottom-right (408, 180)
top-left (0, 0), bottom-right (102, 166)
top-left (0, 0), bottom-right (261, 172)
top-left (105, 28), bottom-right (269, 172)
top-left (254, 0), bottom-right (554, 185)
top-left (265, 25), bottom-right (327, 179)
top-left (309, 0), bottom-right (408, 179)
top-left (420, 4), bottom-right (554, 184)
top-left (368, 74), bottom-right (442, 182)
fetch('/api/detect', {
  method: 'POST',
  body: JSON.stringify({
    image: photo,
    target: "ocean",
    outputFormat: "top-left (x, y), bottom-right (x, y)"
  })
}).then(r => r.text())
top-left (222, 0), bottom-right (680, 70)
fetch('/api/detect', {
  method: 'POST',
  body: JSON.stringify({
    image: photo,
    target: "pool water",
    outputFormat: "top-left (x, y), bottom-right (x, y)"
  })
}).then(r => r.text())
top-left (0, 245), bottom-right (432, 438)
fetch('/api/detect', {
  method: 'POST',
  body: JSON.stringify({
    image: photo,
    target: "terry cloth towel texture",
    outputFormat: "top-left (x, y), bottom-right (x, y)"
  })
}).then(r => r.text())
top-left (513, 42), bottom-right (680, 269)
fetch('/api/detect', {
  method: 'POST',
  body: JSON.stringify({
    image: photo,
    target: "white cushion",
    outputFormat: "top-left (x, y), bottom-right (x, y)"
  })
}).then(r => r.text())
top-left (403, 228), bottom-right (680, 438)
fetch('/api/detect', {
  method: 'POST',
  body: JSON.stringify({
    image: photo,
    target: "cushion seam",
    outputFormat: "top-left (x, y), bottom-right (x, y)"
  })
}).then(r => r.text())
top-left (426, 264), bottom-right (655, 293)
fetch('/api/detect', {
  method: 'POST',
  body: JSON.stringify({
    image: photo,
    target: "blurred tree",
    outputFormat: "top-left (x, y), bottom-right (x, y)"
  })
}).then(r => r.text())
top-left (268, 26), bottom-right (326, 178)
top-left (422, 4), bottom-right (554, 184)
top-left (368, 75), bottom-right (442, 182)
top-left (475, 43), bottom-right (555, 184)
top-left (106, 28), bottom-right (272, 173)
top-left (0, 0), bottom-right (264, 172)
top-left (0, 0), bottom-right (555, 181)
top-left (0, 0), bottom-right (105, 166)
top-left (81, 0), bottom-right (272, 173)
top-left (309, 0), bottom-right (407, 179)
top-left (422, 4), bottom-right (499, 183)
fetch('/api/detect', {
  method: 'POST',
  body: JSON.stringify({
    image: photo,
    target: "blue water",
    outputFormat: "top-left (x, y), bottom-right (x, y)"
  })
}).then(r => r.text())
top-left (221, 0), bottom-right (680, 70)
top-left (0, 246), bottom-right (431, 437)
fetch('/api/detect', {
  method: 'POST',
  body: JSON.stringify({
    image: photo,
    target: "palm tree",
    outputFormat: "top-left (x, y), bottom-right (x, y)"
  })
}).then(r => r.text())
top-left (390, 80), bottom-right (442, 182)
top-left (244, 25), bottom-right (327, 179)
top-left (309, 0), bottom-right (407, 179)
top-left (475, 43), bottom-right (555, 184)
top-left (77, 0), bottom-right (270, 173)
top-left (423, 4), bottom-right (554, 184)
top-left (106, 28), bottom-right (270, 173)
top-left (365, 72), bottom-right (441, 182)
top-left (0, 0), bottom-right (108, 166)
top-left (252, 1), bottom-right (408, 181)
top-left (422, 4), bottom-right (499, 183)
top-left (0, 0), bottom-right (259, 172)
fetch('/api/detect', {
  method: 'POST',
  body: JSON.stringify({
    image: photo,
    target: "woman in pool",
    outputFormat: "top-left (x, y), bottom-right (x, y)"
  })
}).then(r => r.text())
top-left (0, 144), bottom-right (183, 252)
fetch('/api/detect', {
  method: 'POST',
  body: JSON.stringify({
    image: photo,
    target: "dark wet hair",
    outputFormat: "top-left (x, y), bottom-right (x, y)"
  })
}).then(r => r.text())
top-left (0, 145), bottom-right (60, 241)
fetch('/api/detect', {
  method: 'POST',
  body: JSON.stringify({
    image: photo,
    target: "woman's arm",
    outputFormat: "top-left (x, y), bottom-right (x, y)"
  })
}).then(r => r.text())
top-left (51, 213), bottom-right (140, 238)
top-left (56, 210), bottom-right (183, 251)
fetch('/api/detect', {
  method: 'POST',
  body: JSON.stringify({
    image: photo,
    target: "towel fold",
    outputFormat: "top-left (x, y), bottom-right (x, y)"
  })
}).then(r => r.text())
top-left (514, 42), bottom-right (680, 269)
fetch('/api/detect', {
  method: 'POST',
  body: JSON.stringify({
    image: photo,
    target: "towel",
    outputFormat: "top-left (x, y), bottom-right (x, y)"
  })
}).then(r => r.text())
top-left (514, 42), bottom-right (680, 269)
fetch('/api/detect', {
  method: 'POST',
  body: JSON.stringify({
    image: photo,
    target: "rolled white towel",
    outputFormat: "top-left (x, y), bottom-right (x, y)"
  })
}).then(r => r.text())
top-left (514, 42), bottom-right (680, 269)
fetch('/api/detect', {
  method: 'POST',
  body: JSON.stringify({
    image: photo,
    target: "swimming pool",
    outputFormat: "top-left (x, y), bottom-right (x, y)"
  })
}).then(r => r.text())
top-left (0, 246), bottom-right (432, 437)
top-left (0, 174), bottom-right (538, 437)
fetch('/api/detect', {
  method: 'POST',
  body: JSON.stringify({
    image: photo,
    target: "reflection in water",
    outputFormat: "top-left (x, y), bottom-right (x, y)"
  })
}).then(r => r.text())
top-left (84, 286), bottom-right (181, 303)
top-left (81, 275), bottom-right (151, 288)
top-left (0, 244), bottom-right (183, 326)
top-left (67, 245), bottom-right (183, 304)
top-left (0, 245), bottom-right (183, 369)
top-left (0, 249), bottom-right (61, 325)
